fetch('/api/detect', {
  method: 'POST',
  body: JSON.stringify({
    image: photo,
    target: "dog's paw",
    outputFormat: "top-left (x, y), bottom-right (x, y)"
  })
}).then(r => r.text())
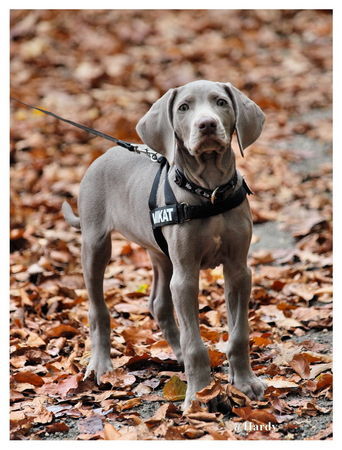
top-left (84, 353), bottom-right (113, 384)
top-left (233, 374), bottom-right (266, 400)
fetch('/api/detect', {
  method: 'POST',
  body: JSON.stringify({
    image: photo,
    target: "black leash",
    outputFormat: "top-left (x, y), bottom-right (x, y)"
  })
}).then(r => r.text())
top-left (10, 97), bottom-right (161, 161)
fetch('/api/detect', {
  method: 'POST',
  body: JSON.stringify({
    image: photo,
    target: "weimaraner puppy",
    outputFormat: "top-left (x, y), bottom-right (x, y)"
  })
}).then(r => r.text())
top-left (62, 80), bottom-right (265, 411)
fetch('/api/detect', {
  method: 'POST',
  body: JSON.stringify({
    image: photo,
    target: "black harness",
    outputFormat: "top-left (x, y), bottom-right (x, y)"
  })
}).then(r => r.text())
top-left (11, 97), bottom-right (253, 259)
top-left (148, 157), bottom-right (252, 257)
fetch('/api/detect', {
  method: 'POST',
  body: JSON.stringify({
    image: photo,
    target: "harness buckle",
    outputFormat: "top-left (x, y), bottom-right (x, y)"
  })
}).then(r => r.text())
top-left (179, 202), bottom-right (190, 223)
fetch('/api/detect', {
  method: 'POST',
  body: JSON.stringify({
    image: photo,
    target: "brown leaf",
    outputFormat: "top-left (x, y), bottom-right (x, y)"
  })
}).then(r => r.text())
top-left (116, 398), bottom-right (141, 411)
top-left (57, 373), bottom-right (82, 398)
top-left (13, 371), bottom-right (44, 387)
top-left (264, 377), bottom-right (299, 389)
top-left (233, 406), bottom-right (278, 424)
top-left (226, 384), bottom-right (252, 406)
top-left (104, 422), bottom-right (122, 440)
top-left (301, 351), bottom-right (332, 363)
top-left (208, 349), bottom-right (226, 367)
top-left (149, 340), bottom-right (176, 360)
top-left (121, 326), bottom-right (154, 344)
top-left (32, 405), bottom-right (54, 424)
top-left (46, 324), bottom-right (79, 338)
top-left (183, 427), bottom-right (206, 439)
top-left (145, 402), bottom-right (180, 425)
top-left (289, 353), bottom-right (311, 379)
top-left (45, 422), bottom-right (69, 433)
top-left (196, 379), bottom-right (222, 403)
top-left (186, 411), bottom-right (219, 422)
top-left (200, 324), bottom-right (222, 343)
top-left (120, 243), bottom-right (133, 256)
top-left (27, 332), bottom-right (46, 347)
top-left (309, 363), bottom-right (332, 379)
top-left (252, 335), bottom-right (273, 347)
top-left (10, 411), bottom-right (28, 427)
top-left (315, 372), bottom-right (333, 391)
top-left (101, 369), bottom-right (136, 387)
top-left (163, 375), bottom-right (187, 401)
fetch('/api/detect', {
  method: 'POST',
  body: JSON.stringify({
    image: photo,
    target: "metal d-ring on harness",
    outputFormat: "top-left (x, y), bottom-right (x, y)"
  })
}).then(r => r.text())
top-left (11, 97), bottom-right (253, 258)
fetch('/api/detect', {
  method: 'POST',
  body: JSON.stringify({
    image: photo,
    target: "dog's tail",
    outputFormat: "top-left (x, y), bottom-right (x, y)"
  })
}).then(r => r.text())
top-left (62, 201), bottom-right (81, 229)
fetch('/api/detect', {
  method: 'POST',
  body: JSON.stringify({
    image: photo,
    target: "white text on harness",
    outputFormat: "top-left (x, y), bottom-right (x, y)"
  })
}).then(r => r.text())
top-left (152, 207), bottom-right (174, 225)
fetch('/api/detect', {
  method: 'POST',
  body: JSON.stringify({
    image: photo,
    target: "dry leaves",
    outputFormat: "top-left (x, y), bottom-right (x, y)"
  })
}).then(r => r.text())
top-left (10, 10), bottom-right (332, 441)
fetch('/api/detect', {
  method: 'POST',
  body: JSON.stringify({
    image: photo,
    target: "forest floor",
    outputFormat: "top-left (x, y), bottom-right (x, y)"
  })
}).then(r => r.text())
top-left (10, 10), bottom-right (332, 440)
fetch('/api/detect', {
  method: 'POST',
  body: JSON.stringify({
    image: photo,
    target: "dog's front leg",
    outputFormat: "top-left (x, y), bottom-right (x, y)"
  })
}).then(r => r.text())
top-left (223, 262), bottom-right (265, 400)
top-left (170, 267), bottom-right (211, 410)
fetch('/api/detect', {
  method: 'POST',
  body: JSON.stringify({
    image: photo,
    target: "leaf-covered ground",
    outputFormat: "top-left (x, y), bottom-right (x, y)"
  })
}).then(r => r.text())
top-left (10, 10), bottom-right (332, 440)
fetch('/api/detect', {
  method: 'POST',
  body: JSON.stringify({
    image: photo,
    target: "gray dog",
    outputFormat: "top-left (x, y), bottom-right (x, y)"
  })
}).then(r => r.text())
top-left (62, 80), bottom-right (265, 411)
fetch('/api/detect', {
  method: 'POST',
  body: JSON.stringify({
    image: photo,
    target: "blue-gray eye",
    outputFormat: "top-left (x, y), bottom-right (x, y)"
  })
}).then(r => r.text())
top-left (217, 98), bottom-right (228, 107)
top-left (178, 103), bottom-right (189, 112)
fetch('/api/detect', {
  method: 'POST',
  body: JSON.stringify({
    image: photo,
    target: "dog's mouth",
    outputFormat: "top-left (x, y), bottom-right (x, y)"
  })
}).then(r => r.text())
top-left (192, 136), bottom-right (227, 155)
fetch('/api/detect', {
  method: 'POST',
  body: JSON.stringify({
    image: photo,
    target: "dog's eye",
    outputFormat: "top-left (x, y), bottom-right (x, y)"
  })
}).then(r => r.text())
top-left (217, 98), bottom-right (228, 107)
top-left (178, 103), bottom-right (189, 112)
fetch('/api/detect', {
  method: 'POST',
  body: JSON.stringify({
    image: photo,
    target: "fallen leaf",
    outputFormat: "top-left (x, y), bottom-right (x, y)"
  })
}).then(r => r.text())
top-left (45, 422), bottom-right (70, 433)
top-left (309, 363), bottom-right (332, 379)
top-left (13, 371), bottom-right (44, 387)
top-left (264, 377), bottom-right (299, 389)
top-left (315, 372), bottom-right (333, 391)
top-left (252, 335), bottom-right (273, 347)
top-left (196, 379), bottom-right (222, 403)
top-left (46, 324), bottom-right (79, 338)
top-left (163, 375), bottom-right (187, 401)
top-left (104, 422), bottom-right (122, 440)
top-left (289, 353), bottom-right (311, 379)
top-left (208, 349), bottom-right (226, 367)
top-left (116, 398), bottom-right (142, 411)
top-left (232, 406), bottom-right (278, 424)
top-left (57, 373), bottom-right (82, 398)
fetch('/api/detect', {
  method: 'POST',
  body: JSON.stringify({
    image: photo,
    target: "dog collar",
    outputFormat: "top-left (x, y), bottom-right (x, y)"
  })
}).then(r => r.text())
top-left (174, 167), bottom-right (238, 204)
top-left (149, 158), bottom-right (253, 257)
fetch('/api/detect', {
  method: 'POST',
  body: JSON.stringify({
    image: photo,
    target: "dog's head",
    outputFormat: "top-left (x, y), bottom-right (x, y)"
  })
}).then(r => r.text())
top-left (136, 80), bottom-right (265, 164)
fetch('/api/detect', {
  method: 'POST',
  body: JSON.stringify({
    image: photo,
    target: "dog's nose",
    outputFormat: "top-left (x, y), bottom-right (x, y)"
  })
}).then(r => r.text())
top-left (197, 117), bottom-right (217, 134)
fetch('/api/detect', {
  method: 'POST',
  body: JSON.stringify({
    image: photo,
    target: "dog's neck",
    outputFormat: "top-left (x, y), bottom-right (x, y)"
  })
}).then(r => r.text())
top-left (174, 145), bottom-right (236, 190)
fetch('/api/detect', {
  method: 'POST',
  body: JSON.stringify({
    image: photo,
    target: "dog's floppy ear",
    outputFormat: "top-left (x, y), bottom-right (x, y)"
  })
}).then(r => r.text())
top-left (136, 88), bottom-right (177, 164)
top-left (223, 83), bottom-right (265, 157)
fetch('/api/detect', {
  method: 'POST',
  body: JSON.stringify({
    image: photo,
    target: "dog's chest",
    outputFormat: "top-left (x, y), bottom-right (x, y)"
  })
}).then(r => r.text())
top-left (199, 216), bottom-right (229, 269)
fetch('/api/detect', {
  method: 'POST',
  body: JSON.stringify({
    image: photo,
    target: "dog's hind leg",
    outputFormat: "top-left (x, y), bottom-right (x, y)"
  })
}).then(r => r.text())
top-left (148, 251), bottom-right (183, 365)
top-left (82, 228), bottom-right (113, 383)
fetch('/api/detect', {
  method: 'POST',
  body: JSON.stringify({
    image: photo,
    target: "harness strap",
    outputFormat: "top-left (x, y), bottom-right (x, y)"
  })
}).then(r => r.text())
top-left (149, 163), bottom-right (253, 256)
top-left (148, 158), bottom-right (171, 257)
top-left (178, 179), bottom-right (251, 222)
